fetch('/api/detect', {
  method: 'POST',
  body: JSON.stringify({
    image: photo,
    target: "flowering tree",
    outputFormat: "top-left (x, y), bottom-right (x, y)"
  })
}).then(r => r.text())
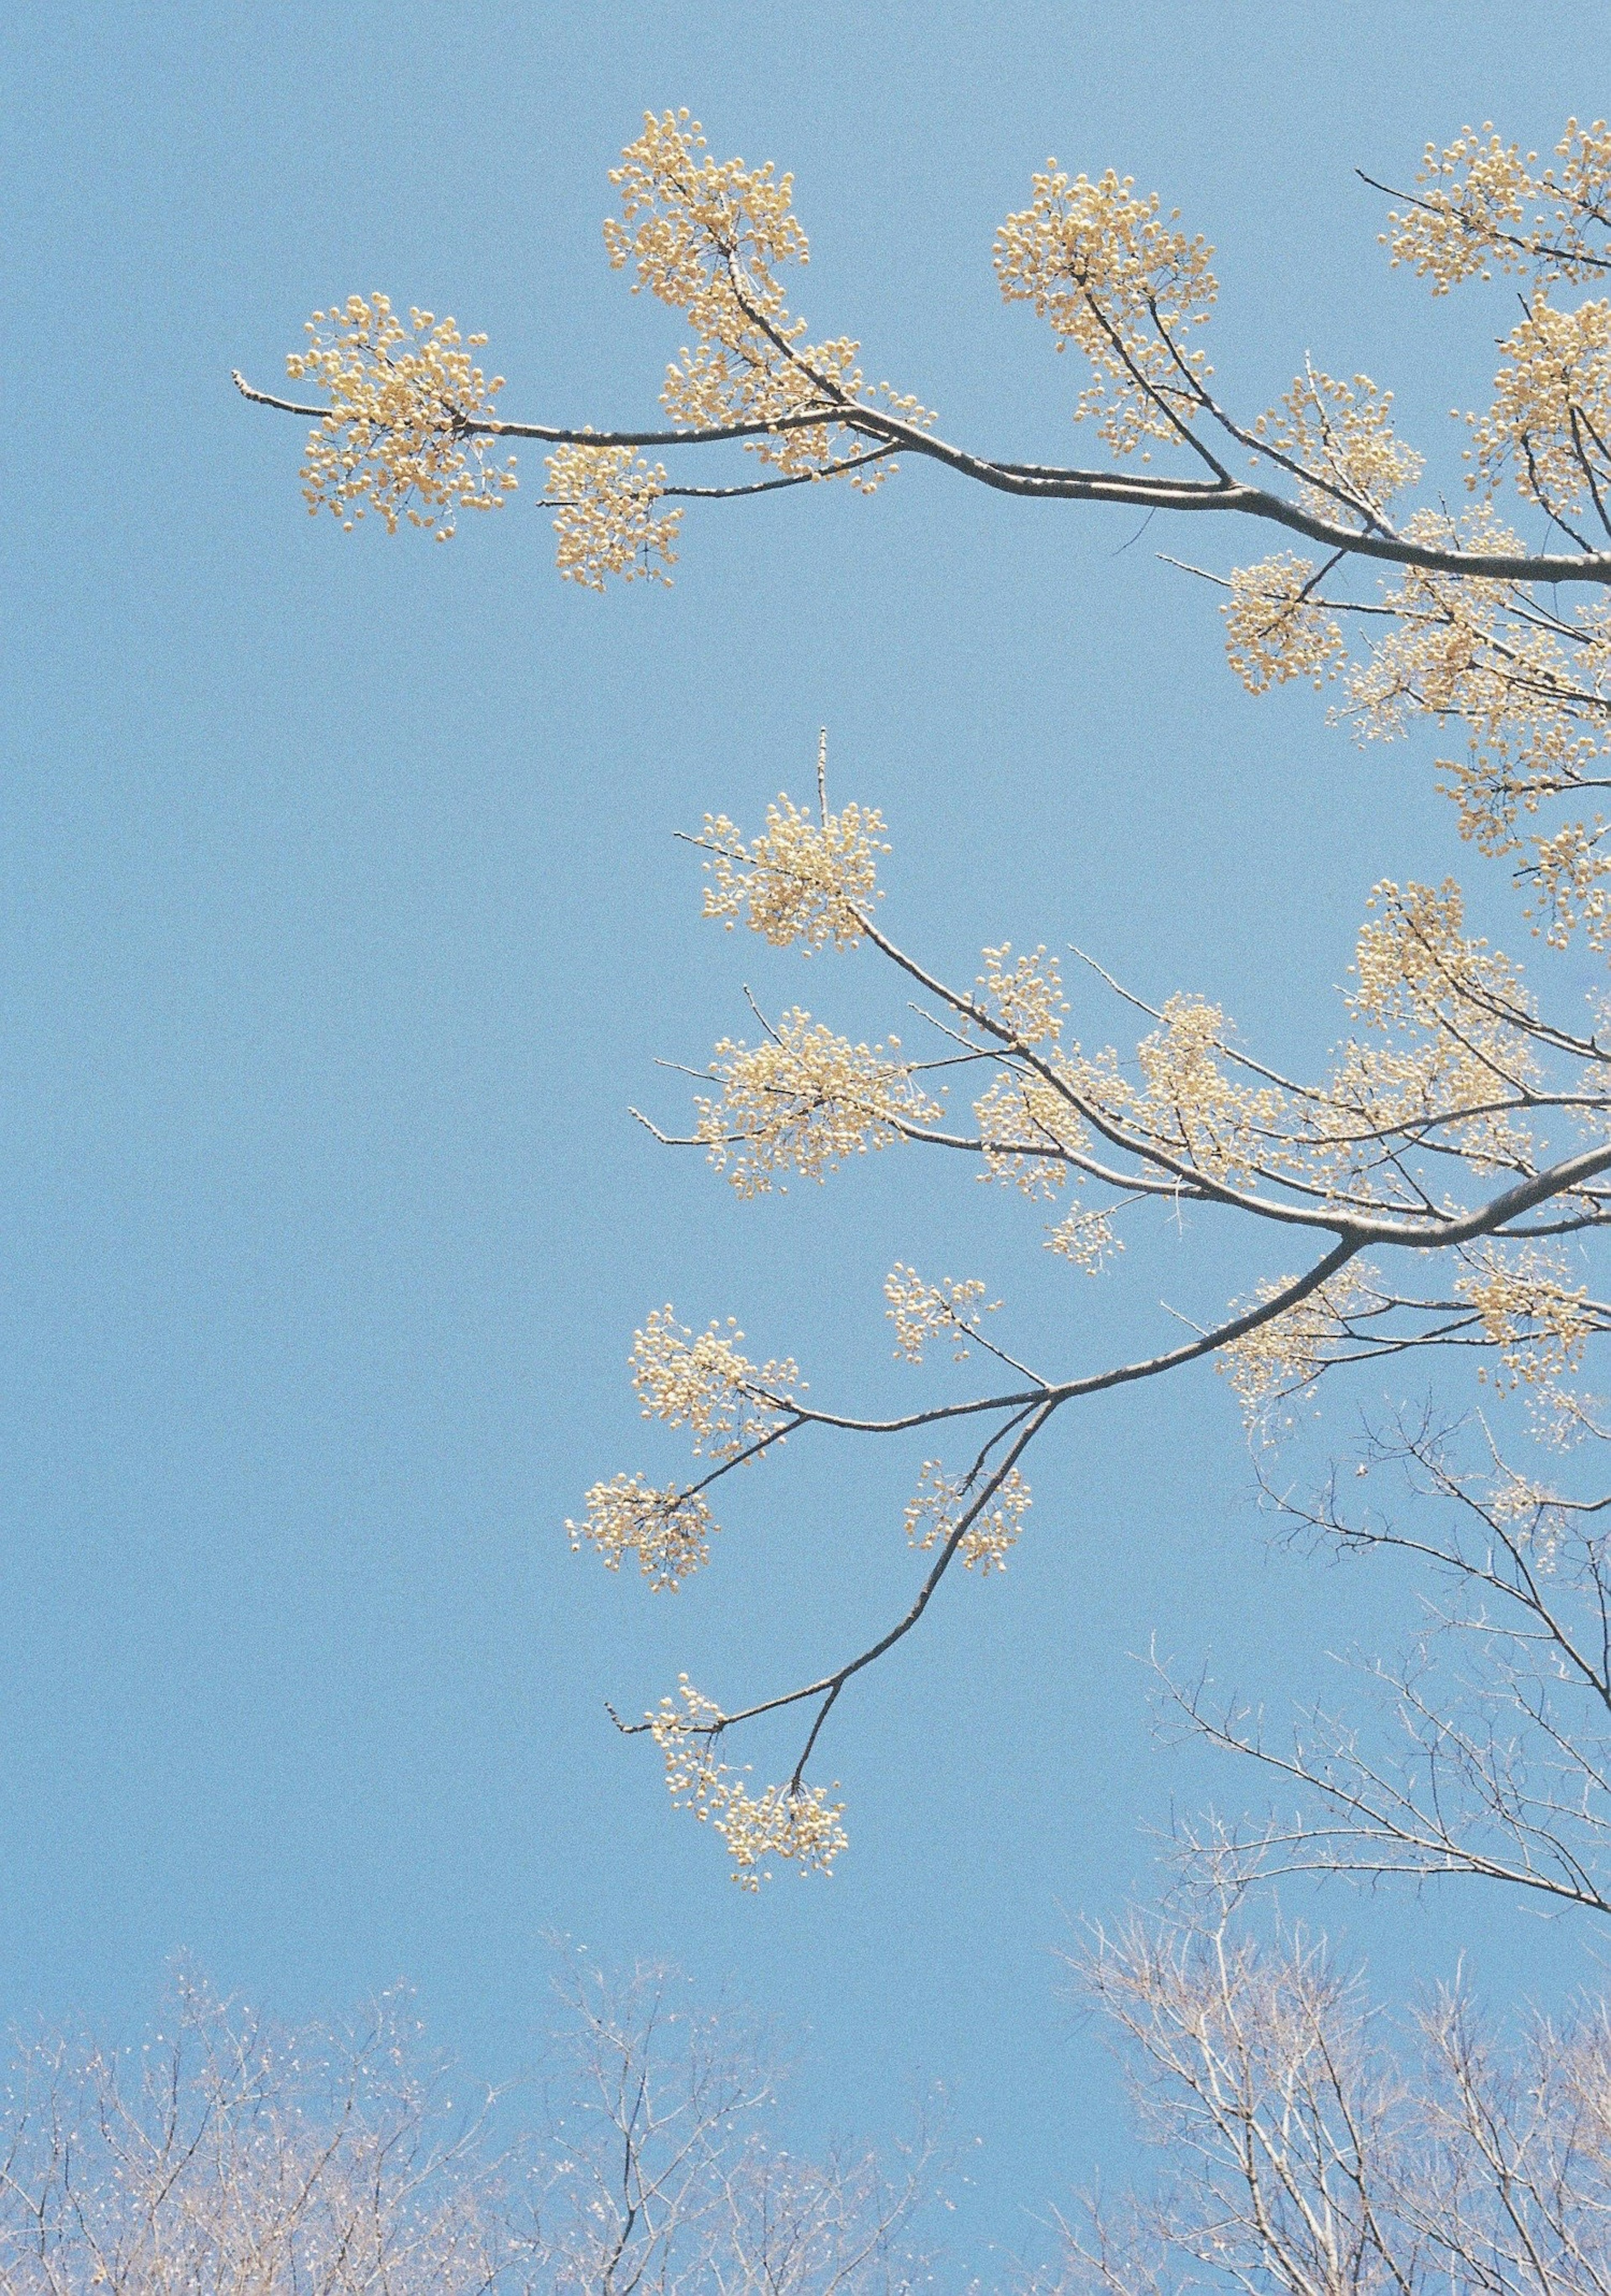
top-left (238, 113), bottom-right (1611, 1885)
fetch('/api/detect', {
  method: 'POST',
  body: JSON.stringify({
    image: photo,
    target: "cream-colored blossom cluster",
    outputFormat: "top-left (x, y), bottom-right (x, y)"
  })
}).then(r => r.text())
top-left (604, 110), bottom-right (929, 492)
top-left (903, 1460), bottom-right (1031, 1572)
top-left (884, 1265), bottom-right (996, 1362)
top-left (1225, 1239), bottom-right (1603, 1434)
top-left (697, 794), bottom-right (887, 950)
top-left (994, 165), bottom-right (1217, 453)
top-left (286, 296), bottom-right (517, 536)
top-left (566, 1473), bottom-right (716, 1590)
top-left (1045, 1200), bottom-right (1121, 1274)
top-left (631, 1305), bottom-right (799, 1459)
top-left (1229, 524), bottom-right (1611, 947)
top-left (1252, 368), bottom-right (1424, 526)
top-left (696, 1012), bottom-right (941, 1195)
top-left (1222, 553), bottom-right (1348, 693)
top-left (1222, 1265), bottom-right (1383, 1430)
top-left (1314, 510), bottom-right (1530, 750)
top-left (979, 995), bottom-right (1278, 1208)
top-left (648, 1677), bottom-right (847, 1888)
top-left (605, 111), bottom-right (808, 328)
top-left (1525, 817), bottom-right (1611, 950)
top-left (1109, 997), bottom-right (1285, 1190)
top-left (1385, 119), bottom-right (1611, 291)
top-left (1296, 880), bottom-right (1542, 1186)
top-left (970, 980), bottom-right (1286, 1215)
top-left (545, 443), bottom-right (682, 588)
top-left (978, 944), bottom-right (1068, 1046)
top-left (1351, 877), bottom-right (1531, 1039)
top-left (1236, 511), bottom-right (1531, 722)
top-left (1319, 521), bottom-right (1611, 947)
top-left (1126, 996), bottom-right (1277, 1166)
top-left (1350, 878), bottom-right (1537, 1127)
top-left (1473, 291), bottom-right (1611, 526)
top-left (1455, 1243), bottom-right (1598, 1391)
top-left (972, 1065), bottom-right (1090, 1197)
top-left (1342, 515), bottom-right (1606, 781)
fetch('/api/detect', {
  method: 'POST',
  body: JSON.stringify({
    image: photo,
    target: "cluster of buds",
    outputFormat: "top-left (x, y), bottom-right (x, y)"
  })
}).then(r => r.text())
top-left (287, 295), bottom-right (516, 536)
top-left (648, 1679), bottom-right (847, 1889)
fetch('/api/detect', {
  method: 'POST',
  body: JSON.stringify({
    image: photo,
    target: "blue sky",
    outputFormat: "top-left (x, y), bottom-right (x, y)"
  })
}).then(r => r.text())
top-left (4, 0), bottom-right (1606, 2273)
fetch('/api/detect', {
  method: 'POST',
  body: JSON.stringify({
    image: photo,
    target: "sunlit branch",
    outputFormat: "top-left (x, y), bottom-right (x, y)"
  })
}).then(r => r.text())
top-left (632, 1099), bottom-right (1200, 1202)
top-left (613, 1395), bottom-right (1058, 1771)
top-left (545, 443), bottom-right (899, 505)
top-left (612, 1239), bottom-right (1371, 1824)
top-left (1356, 167), bottom-right (1611, 277)
top-left (852, 903), bottom-right (1611, 1244)
top-left (232, 370), bottom-right (1611, 586)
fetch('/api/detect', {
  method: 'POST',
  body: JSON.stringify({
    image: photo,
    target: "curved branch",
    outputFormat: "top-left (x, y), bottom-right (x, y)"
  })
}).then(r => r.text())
top-left (232, 370), bottom-right (1611, 586)
top-left (614, 1239), bottom-right (1364, 1795)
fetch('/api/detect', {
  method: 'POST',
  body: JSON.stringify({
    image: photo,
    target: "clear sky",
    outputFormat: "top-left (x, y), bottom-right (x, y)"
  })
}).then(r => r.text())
top-left (3, 0), bottom-right (1605, 2274)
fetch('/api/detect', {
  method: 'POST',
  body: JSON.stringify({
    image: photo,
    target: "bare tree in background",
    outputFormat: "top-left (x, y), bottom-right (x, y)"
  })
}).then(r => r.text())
top-left (1171, 1406), bottom-right (1611, 1918)
top-left (1025, 1389), bottom-right (1611, 2296)
top-left (1031, 1859), bottom-right (1611, 2296)
top-left (529, 1957), bottom-right (934, 2296)
top-left (0, 1967), bottom-right (503, 2296)
top-left (0, 1963), bottom-right (933, 2296)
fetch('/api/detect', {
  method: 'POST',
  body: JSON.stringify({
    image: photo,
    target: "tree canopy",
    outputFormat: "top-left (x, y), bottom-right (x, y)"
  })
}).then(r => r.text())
top-left (240, 109), bottom-right (1611, 1899)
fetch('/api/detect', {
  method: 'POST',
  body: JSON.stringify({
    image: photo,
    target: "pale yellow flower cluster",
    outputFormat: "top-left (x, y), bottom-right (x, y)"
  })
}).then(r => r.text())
top-left (1250, 368), bottom-right (1424, 526)
top-left (1229, 510), bottom-right (1611, 949)
top-left (884, 1265), bottom-right (996, 1362)
top-left (994, 165), bottom-right (1217, 454)
top-left (605, 111), bottom-right (808, 325)
top-left (1109, 997), bottom-right (1285, 1190)
top-left (978, 943), bottom-right (1067, 1046)
top-left (1526, 819), bottom-right (1611, 951)
top-left (903, 1460), bottom-right (1031, 1572)
top-left (1351, 877), bottom-right (1530, 1035)
top-left (604, 110), bottom-right (929, 490)
top-left (1455, 1244), bottom-right (1596, 1392)
top-left (1327, 880), bottom-right (1540, 1174)
top-left (631, 1305), bottom-right (799, 1459)
top-left (696, 1012), bottom-right (940, 1195)
top-left (545, 442), bottom-right (682, 588)
top-left (697, 795), bottom-right (888, 950)
top-left (973, 1004), bottom-right (1220, 1205)
top-left (1340, 511), bottom-right (1594, 765)
top-left (1225, 1242), bottom-right (1600, 1439)
top-left (1045, 1201), bottom-right (1121, 1275)
top-left (1222, 1265), bottom-right (1381, 1430)
top-left (648, 1677), bottom-right (847, 1888)
top-left (1385, 119), bottom-right (1611, 291)
top-left (1222, 554), bottom-right (1348, 693)
top-left (972, 1073), bottom-right (1082, 1197)
top-left (286, 296), bottom-right (517, 536)
top-left (1475, 293), bottom-right (1611, 525)
top-left (566, 1474), bottom-right (716, 1590)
